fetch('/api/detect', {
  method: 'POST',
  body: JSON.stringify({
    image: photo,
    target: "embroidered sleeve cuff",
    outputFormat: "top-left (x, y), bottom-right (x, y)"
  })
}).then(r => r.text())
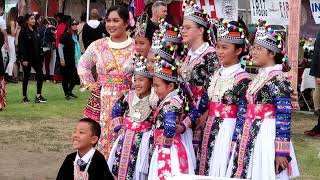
top-left (112, 117), bottom-right (123, 132)
top-left (275, 140), bottom-right (290, 156)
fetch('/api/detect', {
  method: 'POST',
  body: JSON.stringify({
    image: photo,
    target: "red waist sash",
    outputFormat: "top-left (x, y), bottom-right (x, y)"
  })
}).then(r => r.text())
top-left (208, 102), bottom-right (238, 118)
top-left (245, 104), bottom-right (276, 121)
top-left (123, 117), bottom-right (152, 132)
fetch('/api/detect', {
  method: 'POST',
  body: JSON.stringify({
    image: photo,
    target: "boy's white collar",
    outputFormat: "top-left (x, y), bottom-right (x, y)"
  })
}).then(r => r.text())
top-left (74, 147), bottom-right (95, 165)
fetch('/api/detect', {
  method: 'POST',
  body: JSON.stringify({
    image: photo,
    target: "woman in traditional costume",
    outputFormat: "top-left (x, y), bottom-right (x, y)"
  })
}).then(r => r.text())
top-left (179, 1), bottom-right (220, 151)
top-left (227, 19), bottom-right (300, 180)
top-left (148, 20), bottom-right (195, 180)
top-left (195, 18), bottom-right (251, 176)
top-left (78, 5), bottom-right (135, 158)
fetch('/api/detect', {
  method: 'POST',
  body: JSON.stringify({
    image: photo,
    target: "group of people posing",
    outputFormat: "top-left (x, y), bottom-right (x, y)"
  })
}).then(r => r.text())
top-left (58, 2), bottom-right (300, 180)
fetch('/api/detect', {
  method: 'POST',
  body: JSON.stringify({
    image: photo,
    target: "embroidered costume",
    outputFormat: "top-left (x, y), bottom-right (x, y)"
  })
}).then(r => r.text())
top-left (107, 54), bottom-right (154, 180)
top-left (195, 19), bottom-right (251, 176)
top-left (78, 37), bottom-right (135, 158)
top-left (179, 2), bottom-right (220, 151)
top-left (148, 91), bottom-right (195, 179)
top-left (180, 1), bottom-right (220, 108)
top-left (148, 20), bottom-right (195, 180)
top-left (227, 20), bottom-right (299, 180)
top-left (0, 75), bottom-right (5, 110)
top-left (196, 64), bottom-right (251, 176)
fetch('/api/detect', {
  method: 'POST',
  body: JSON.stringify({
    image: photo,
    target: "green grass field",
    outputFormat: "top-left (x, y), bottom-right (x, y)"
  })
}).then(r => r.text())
top-left (0, 82), bottom-right (89, 121)
top-left (0, 82), bottom-right (319, 179)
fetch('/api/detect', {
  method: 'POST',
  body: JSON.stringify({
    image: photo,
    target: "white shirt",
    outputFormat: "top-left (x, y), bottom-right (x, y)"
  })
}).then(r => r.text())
top-left (187, 42), bottom-right (209, 61)
top-left (74, 147), bottom-right (96, 165)
top-left (0, 16), bottom-right (6, 30)
top-left (219, 63), bottom-right (243, 77)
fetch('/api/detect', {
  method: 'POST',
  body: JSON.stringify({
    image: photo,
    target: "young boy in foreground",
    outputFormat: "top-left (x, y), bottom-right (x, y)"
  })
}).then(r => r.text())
top-left (56, 118), bottom-right (113, 180)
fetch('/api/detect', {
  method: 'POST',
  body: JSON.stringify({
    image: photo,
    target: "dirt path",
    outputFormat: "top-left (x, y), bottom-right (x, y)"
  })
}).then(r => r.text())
top-left (0, 119), bottom-right (76, 180)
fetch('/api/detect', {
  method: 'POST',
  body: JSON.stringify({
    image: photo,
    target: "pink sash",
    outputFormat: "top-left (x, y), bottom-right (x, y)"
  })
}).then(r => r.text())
top-left (154, 129), bottom-right (189, 179)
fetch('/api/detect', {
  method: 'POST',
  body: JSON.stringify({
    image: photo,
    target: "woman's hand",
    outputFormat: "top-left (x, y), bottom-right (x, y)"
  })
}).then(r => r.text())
top-left (22, 61), bottom-right (28, 67)
top-left (87, 82), bottom-right (99, 92)
top-left (275, 156), bottom-right (289, 174)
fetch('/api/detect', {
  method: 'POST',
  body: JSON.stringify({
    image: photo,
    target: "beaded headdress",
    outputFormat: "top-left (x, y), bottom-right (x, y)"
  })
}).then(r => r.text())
top-left (214, 18), bottom-right (250, 65)
top-left (183, 0), bottom-right (210, 28)
top-left (254, 19), bottom-right (286, 54)
top-left (134, 13), bottom-right (158, 41)
top-left (151, 19), bottom-right (182, 82)
top-left (253, 19), bottom-right (290, 71)
top-left (134, 54), bottom-right (152, 78)
top-left (214, 18), bottom-right (247, 45)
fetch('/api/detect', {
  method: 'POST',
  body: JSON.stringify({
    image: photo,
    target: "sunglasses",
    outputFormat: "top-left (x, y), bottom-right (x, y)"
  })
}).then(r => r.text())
top-left (72, 22), bottom-right (79, 26)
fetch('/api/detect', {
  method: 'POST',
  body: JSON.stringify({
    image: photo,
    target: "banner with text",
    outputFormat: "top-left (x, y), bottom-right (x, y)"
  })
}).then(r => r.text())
top-left (250, 0), bottom-right (289, 25)
top-left (215, 0), bottom-right (238, 21)
top-left (310, 0), bottom-right (320, 24)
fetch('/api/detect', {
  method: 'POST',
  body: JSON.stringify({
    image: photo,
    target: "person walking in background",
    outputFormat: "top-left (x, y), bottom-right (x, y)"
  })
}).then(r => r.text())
top-left (59, 19), bottom-right (80, 100)
top-left (304, 30), bottom-right (320, 138)
top-left (5, 7), bottom-right (18, 83)
top-left (39, 18), bottom-right (55, 81)
top-left (78, 5), bottom-right (135, 158)
top-left (150, 1), bottom-right (167, 26)
top-left (82, 9), bottom-right (107, 50)
top-left (18, 13), bottom-right (47, 103)
top-left (53, 12), bottom-right (66, 83)
top-left (15, 16), bottom-right (26, 81)
top-left (77, 13), bottom-right (86, 54)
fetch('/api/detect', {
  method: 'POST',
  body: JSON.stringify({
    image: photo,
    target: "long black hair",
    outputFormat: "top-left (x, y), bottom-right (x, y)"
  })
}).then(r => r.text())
top-left (24, 13), bottom-right (35, 30)
top-left (64, 18), bottom-right (75, 33)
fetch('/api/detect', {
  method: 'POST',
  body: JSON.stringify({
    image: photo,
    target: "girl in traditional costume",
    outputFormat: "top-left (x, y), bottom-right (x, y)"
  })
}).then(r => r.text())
top-left (134, 13), bottom-right (158, 57)
top-left (107, 54), bottom-right (154, 180)
top-left (179, 1), bottom-right (220, 151)
top-left (148, 20), bottom-right (195, 180)
top-left (227, 19), bottom-right (300, 180)
top-left (194, 18), bottom-right (251, 176)
top-left (78, 5), bottom-right (135, 158)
